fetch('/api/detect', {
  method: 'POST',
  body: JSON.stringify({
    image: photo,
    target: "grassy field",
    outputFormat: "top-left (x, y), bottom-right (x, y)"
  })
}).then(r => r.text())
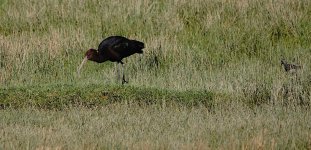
top-left (1, 104), bottom-right (310, 149)
top-left (1, 0), bottom-right (311, 149)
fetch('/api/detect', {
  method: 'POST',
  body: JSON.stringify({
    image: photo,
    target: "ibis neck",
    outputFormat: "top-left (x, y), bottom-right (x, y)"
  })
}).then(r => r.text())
top-left (89, 52), bottom-right (108, 63)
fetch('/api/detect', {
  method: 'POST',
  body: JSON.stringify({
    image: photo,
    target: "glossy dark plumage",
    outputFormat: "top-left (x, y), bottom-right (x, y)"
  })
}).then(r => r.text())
top-left (78, 36), bottom-right (145, 83)
top-left (98, 36), bottom-right (144, 63)
top-left (86, 36), bottom-right (145, 64)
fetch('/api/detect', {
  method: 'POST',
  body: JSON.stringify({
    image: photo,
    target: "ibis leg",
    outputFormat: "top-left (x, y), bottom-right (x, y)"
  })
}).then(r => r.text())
top-left (115, 63), bottom-right (121, 82)
top-left (121, 64), bottom-right (128, 84)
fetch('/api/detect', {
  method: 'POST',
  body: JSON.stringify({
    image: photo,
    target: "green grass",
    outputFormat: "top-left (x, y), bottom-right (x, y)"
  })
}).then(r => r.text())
top-left (1, 0), bottom-right (310, 91)
top-left (1, 0), bottom-right (311, 149)
top-left (0, 84), bottom-right (216, 109)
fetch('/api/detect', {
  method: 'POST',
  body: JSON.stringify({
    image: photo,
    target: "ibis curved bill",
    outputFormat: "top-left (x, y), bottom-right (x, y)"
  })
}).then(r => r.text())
top-left (77, 56), bottom-right (88, 77)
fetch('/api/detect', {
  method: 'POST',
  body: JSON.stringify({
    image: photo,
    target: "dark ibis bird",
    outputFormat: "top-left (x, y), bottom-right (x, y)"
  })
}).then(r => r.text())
top-left (281, 59), bottom-right (302, 72)
top-left (77, 36), bottom-right (145, 84)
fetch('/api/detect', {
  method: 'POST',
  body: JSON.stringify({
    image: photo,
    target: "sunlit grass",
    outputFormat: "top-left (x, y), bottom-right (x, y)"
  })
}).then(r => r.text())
top-left (1, 0), bottom-right (310, 91)
top-left (0, 0), bottom-right (311, 149)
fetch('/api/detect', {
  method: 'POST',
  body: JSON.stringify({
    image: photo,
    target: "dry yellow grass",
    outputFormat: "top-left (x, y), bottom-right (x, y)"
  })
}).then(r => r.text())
top-left (1, 103), bottom-right (311, 149)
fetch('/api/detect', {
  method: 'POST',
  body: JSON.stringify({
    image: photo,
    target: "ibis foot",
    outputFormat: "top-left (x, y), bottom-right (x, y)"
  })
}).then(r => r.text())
top-left (122, 75), bottom-right (128, 85)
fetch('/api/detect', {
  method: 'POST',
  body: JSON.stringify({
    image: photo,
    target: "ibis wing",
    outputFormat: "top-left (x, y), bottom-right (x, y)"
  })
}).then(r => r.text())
top-left (98, 36), bottom-right (130, 55)
top-left (112, 42), bottom-right (131, 55)
top-left (97, 36), bottom-right (143, 61)
top-left (109, 40), bottom-right (144, 58)
top-left (111, 42), bottom-right (136, 60)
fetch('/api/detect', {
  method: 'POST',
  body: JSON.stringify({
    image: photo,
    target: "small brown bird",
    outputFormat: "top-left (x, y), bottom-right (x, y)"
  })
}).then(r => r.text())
top-left (281, 59), bottom-right (302, 72)
top-left (77, 36), bottom-right (145, 84)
